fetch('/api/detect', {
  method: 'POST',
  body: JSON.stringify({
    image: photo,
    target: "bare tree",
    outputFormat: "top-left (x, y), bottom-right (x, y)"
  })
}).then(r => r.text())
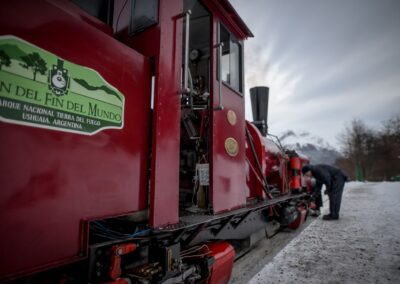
top-left (338, 119), bottom-right (374, 181)
top-left (337, 116), bottom-right (400, 181)
top-left (378, 115), bottom-right (400, 180)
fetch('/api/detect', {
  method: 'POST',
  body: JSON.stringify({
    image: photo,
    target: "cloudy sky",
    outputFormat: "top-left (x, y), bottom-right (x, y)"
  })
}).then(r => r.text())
top-left (230, 0), bottom-right (400, 148)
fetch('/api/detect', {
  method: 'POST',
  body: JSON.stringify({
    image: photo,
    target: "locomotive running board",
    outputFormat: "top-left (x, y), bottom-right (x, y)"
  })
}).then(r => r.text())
top-left (156, 193), bottom-right (307, 246)
top-left (178, 193), bottom-right (306, 228)
top-left (154, 193), bottom-right (307, 246)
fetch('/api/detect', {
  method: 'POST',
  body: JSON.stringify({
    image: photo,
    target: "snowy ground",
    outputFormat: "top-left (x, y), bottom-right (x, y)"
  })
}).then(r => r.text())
top-left (248, 182), bottom-right (400, 284)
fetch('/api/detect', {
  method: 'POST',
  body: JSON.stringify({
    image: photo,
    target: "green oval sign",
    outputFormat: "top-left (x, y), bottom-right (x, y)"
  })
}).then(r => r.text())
top-left (0, 35), bottom-right (125, 135)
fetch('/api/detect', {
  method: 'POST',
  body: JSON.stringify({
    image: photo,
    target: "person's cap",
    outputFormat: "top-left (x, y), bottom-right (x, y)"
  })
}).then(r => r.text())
top-left (302, 165), bottom-right (312, 175)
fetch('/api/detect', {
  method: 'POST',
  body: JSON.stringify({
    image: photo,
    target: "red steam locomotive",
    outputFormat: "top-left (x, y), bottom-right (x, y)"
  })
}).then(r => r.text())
top-left (0, 0), bottom-right (312, 283)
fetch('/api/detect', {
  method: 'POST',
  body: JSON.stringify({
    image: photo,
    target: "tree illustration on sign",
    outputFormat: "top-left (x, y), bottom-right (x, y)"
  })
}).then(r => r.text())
top-left (20, 52), bottom-right (47, 81)
top-left (0, 50), bottom-right (11, 70)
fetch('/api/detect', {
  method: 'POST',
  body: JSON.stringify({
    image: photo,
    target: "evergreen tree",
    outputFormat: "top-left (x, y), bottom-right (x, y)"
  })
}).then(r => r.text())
top-left (0, 50), bottom-right (11, 70)
top-left (20, 52), bottom-right (47, 81)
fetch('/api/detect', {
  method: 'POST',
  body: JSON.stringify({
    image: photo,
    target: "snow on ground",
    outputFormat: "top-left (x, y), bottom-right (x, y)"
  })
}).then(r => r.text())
top-left (248, 182), bottom-right (400, 284)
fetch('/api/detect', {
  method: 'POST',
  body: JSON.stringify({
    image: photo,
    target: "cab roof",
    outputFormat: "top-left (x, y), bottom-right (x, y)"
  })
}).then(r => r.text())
top-left (203, 0), bottom-right (254, 39)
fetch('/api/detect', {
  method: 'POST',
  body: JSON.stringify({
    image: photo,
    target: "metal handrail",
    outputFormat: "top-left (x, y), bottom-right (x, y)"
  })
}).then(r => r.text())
top-left (214, 23), bottom-right (224, 111)
top-left (214, 41), bottom-right (224, 111)
top-left (182, 10), bottom-right (191, 94)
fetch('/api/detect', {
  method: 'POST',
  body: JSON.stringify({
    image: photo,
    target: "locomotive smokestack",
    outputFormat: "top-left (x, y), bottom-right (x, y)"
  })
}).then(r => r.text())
top-left (250, 86), bottom-right (269, 136)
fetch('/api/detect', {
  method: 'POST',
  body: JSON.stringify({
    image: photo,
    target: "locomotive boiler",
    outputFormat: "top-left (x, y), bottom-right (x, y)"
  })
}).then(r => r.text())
top-left (0, 0), bottom-right (311, 283)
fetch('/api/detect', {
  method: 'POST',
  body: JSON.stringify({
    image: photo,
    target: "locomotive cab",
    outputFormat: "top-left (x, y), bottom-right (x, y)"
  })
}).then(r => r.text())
top-left (178, 0), bottom-right (253, 219)
top-left (111, 0), bottom-right (253, 225)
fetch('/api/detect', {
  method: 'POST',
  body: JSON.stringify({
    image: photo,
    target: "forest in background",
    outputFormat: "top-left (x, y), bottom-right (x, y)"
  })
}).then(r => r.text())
top-left (336, 115), bottom-right (400, 181)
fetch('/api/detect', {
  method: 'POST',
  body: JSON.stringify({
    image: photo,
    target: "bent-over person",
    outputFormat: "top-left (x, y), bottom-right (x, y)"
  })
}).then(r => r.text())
top-left (302, 164), bottom-right (347, 220)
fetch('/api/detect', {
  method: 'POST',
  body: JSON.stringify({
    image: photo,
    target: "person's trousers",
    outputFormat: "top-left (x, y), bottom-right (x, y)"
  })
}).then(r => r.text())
top-left (328, 176), bottom-right (345, 218)
top-left (312, 185), bottom-right (323, 210)
top-left (315, 192), bottom-right (323, 210)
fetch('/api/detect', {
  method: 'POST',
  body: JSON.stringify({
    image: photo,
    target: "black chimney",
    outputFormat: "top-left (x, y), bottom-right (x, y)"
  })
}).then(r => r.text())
top-left (250, 86), bottom-right (269, 136)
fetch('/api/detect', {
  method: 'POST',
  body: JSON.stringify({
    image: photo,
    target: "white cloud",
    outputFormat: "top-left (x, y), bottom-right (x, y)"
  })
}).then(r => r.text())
top-left (232, 0), bottom-right (400, 148)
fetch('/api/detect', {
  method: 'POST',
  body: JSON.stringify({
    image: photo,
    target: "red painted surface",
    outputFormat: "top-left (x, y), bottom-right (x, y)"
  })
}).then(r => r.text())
top-left (120, 0), bottom-right (250, 223)
top-left (210, 95), bottom-right (247, 212)
top-left (289, 156), bottom-right (301, 190)
top-left (117, 0), bottom-right (183, 228)
top-left (0, 0), bottom-right (151, 280)
top-left (109, 243), bottom-right (138, 279)
top-left (205, 242), bottom-right (236, 284)
top-left (291, 175), bottom-right (301, 190)
top-left (263, 138), bottom-right (282, 179)
top-left (288, 206), bottom-right (308, 229)
top-left (245, 122), bottom-right (266, 199)
top-left (205, 4), bottom-right (248, 214)
top-left (290, 156), bottom-right (301, 170)
top-left (246, 122), bottom-right (293, 198)
top-left (147, 0), bottom-right (183, 228)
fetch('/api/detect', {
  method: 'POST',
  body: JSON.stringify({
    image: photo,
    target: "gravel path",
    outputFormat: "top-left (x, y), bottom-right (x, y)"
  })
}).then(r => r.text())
top-left (248, 182), bottom-right (400, 284)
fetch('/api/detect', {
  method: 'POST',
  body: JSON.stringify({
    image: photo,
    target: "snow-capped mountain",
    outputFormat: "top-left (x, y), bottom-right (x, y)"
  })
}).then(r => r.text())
top-left (279, 130), bottom-right (341, 165)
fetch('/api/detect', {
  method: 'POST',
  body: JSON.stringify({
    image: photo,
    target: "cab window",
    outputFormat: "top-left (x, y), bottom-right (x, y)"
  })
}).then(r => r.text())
top-left (129, 0), bottom-right (159, 35)
top-left (220, 24), bottom-right (243, 94)
top-left (72, 0), bottom-right (114, 25)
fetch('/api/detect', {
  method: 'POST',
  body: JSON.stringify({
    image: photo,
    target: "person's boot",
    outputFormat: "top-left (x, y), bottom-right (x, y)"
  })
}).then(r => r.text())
top-left (322, 214), bottom-right (339, 220)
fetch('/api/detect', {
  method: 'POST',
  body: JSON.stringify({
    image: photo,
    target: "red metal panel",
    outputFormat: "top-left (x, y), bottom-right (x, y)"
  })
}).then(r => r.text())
top-left (114, 1), bottom-right (180, 227)
top-left (245, 122), bottom-right (267, 199)
top-left (288, 206), bottom-right (308, 229)
top-left (210, 93), bottom-right (247, 212)
top-left (147, 0), bottom-right (183, 227)
top-left (208, 18), bottom-right (247, 213)
top-left (0, 0), bottom-right (151, 280)
top-left (205, 242), bottom-right (236, 284)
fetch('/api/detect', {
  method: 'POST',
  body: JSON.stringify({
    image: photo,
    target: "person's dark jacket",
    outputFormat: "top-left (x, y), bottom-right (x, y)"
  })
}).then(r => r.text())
top-left (304, 164), bottom-right (347, 193)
